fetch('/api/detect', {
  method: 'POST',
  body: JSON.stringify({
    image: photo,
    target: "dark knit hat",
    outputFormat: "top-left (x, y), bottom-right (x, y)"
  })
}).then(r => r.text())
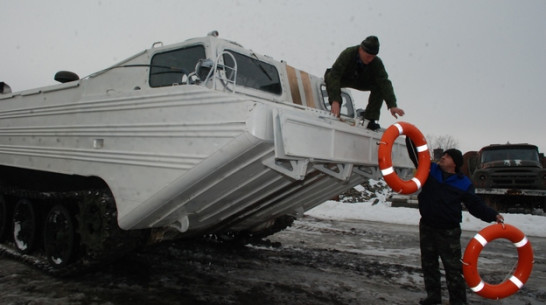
top-left (361, 36), bottom-right (380, 55)
top-left (444, 149), bottom-right (464, 172)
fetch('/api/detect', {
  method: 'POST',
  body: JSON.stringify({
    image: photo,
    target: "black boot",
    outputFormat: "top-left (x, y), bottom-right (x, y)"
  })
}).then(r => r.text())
top-left (418, 297), bottom-right (441, 305)
top-left (366, 120), bottom-right (380, 131)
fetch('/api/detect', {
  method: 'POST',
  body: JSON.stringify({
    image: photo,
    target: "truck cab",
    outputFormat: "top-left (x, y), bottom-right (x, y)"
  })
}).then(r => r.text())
top-left (469, 143), bottom-right (546, 214)
top-left (70, 32), bottom-right (358, 121)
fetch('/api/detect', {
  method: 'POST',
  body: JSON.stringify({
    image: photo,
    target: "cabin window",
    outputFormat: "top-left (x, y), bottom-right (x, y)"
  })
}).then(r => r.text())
top-left (223, 50), bottom-right (282, 95)
top-left (320, 85), bottom-right (355, 118)
top-left (149, 45), bottom-right (206, 87)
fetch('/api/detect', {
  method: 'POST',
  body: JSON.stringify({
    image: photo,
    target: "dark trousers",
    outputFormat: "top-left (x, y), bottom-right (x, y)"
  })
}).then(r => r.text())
top-left (324, 70), bottom-right (386, 121)
top-left (342, 83), bottom-right (384, 121)
top-left (419, 221), bottom-right (467, 304)
top-left (362, 88), bottom-right (384, 121)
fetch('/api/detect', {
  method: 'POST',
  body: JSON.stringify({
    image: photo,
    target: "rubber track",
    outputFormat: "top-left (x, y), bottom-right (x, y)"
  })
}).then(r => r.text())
top-left (0, 188), bottom-right (145, 277)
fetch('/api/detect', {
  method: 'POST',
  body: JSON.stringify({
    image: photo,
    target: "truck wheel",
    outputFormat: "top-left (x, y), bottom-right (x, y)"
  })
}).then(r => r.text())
top-left (44, 205), bottom-right (76, 268)
top-left (12, 199), bottom-right (39, 254)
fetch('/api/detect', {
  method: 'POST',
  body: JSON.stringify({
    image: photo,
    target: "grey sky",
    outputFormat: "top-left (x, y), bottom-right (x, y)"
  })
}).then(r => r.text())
top-left (2, 0), bottom-right (545, 153)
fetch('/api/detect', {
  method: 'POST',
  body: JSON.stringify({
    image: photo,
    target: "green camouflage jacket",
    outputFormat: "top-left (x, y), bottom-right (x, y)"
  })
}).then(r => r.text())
top-left (325, 45), bottom-right (397, 108)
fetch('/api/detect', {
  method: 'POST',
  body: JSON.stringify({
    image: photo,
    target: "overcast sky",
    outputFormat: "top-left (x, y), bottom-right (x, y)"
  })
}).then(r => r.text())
top-left (2, 0), bottom-right (545, 153)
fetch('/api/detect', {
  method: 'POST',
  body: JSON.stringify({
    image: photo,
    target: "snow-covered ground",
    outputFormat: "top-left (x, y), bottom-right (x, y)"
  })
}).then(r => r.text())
top-left (306, 180), bottom-right (546, 238)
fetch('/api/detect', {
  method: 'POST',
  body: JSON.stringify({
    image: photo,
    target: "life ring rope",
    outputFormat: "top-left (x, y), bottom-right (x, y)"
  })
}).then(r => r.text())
top-left (462, 223), bottom-right (534, 300)
top-left (378, 122), bottom-right (431, 194)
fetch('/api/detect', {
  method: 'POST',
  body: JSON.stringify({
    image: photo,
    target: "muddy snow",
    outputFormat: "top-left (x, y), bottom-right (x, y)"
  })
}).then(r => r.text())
top-left (1, 184), bottom-right (545, 305)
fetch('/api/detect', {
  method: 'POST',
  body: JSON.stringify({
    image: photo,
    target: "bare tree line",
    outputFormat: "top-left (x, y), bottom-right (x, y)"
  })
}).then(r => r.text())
top-left (426, 134), bottom-right (459, 159)
top-left (426, 134), bottom-right (459, 150)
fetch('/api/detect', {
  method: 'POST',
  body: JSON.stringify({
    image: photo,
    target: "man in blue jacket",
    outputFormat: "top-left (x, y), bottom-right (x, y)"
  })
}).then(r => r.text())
top-left (414, 148), bottom-right (504, 305)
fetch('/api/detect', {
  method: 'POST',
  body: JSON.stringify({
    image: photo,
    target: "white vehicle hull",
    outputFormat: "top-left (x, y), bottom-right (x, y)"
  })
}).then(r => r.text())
top-left (0, 34), bottom-right (413, 238)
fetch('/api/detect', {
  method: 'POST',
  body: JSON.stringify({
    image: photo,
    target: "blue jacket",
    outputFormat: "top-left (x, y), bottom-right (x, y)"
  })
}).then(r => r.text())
top-left (418, 163), bottom-right (498, 229)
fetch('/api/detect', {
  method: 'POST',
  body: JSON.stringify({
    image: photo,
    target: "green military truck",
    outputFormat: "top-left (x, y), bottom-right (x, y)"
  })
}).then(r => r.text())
top-left (463, 143), bottom-right (546, 214)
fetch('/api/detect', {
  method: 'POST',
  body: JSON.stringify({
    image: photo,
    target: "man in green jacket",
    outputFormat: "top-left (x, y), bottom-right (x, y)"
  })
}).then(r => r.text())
top-left (324, 36), bottom-right (404, 130)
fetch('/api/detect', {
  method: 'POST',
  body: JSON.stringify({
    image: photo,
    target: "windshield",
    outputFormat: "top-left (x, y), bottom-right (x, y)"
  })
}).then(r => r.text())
top-left (222, 50), bottom-right (282, 95)
top-left (149, 45), bottom-right (206, 87)
top-left (481, 148), bottom-right (539, 163)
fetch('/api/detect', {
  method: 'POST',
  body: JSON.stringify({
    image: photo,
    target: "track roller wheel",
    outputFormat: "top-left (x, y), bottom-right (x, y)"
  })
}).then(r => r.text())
top-left (12, 199), bottom-right (39, 254)
top-left (44, 204), bottom-right (77, 268)
top-left (0, 195), bottom-right (10, 241)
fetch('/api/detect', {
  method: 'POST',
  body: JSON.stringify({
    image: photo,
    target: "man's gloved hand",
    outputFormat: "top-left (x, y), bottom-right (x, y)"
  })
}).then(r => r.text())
top-left (330, 101), bottom-right (341, 118)
top-left (389, 107), bottom-right (405, 119)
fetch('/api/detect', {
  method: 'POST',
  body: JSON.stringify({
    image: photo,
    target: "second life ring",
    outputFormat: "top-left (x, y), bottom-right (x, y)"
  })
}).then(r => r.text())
top-left (378, 122), bottom-right (430, 194)
top-left (462, 223), bottom-right (534, 299)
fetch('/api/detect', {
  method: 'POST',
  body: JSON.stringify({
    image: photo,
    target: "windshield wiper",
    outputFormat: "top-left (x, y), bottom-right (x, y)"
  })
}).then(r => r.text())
top-left (250, 52), bottom-right (273, 81)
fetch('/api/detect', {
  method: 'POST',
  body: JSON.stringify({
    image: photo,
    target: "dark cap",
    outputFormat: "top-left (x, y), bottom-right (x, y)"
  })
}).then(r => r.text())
top-left (444, 149), bottom-right (464, 172)
top-left (361, 36), bottom-right (380, 55)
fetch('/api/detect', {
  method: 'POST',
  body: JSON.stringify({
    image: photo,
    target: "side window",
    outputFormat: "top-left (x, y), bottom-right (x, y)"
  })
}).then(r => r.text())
top-left (223, 50), bottom-right (282, 95)
top-left (320, 85), bottom-right (355, 117)
top-left (149, 45), bottom-right (206, 87)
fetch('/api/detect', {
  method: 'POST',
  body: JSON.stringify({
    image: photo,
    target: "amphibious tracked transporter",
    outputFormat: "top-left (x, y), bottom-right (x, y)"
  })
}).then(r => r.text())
top-left (0, 32), bottom-right (413, 272)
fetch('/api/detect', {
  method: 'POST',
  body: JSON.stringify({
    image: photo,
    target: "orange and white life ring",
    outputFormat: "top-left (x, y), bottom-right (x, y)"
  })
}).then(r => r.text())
top-left (378, 122), bottom-right (430, 194)
top-left (462, 223), bottom-right (534, 299)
